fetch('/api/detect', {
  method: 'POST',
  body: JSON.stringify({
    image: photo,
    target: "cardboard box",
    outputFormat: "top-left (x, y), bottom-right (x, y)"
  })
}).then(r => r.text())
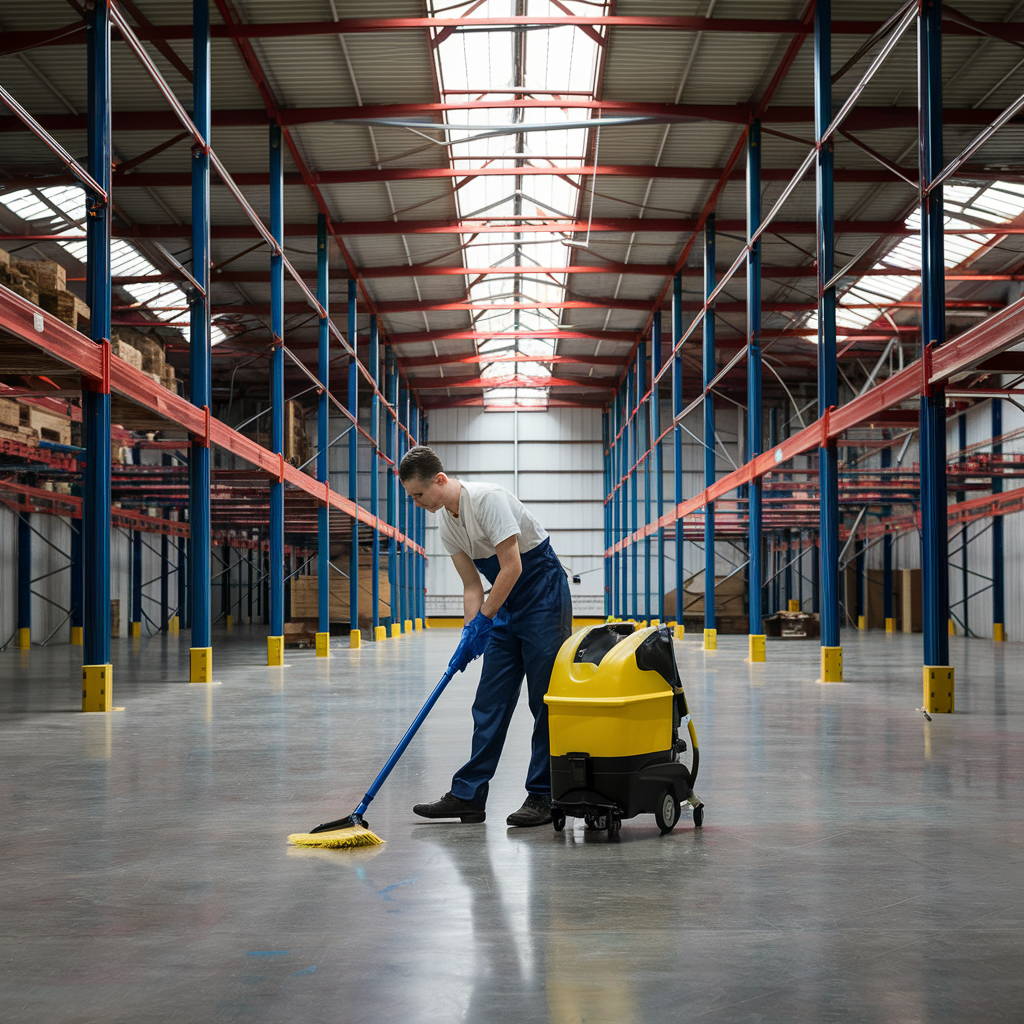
top-left (19, 403), bottom-right (72, 446)
top-left (39, 290), bottom-right (90, 331)
top-left (290, 564), bottom-right (391, 629)
top-left (14, 258), bottom-right (66, 292)
top-left (111, 338), bottom-right (144, 370)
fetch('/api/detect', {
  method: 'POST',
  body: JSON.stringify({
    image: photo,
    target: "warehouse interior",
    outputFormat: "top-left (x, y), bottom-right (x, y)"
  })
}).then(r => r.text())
top-left (2, 1), bottom-right (1023, 1020)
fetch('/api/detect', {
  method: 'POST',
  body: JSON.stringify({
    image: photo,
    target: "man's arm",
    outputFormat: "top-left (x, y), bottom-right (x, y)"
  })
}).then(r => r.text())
top-left (480, 535), bottom-right (522, 619)
top-left (452, 550), bottom-right (485, 624)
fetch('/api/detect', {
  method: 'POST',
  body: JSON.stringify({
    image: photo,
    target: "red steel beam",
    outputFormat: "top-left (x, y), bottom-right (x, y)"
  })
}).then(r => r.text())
top-left (609, 295), bottom-right (1024, 554)
top-left (5, 15), bottom-right (1023, 49)
top-left (11, 161), bottom-right (1005, 191)
top-left (409, 374), bottom-right (613, 391)
top-left (0, 218), bottom-right (954, 240)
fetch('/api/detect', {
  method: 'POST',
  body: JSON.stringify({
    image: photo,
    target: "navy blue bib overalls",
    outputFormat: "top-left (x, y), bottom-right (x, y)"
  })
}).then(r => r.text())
top-left (449, 537), bottom-right (573, 805)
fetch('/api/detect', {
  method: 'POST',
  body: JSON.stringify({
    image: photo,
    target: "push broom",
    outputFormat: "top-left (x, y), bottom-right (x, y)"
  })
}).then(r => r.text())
top-left (288, 661), bottom-right (460, 849)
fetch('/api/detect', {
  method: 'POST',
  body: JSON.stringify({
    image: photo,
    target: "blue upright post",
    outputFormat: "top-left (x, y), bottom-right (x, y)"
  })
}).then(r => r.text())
top-left (187, 0), bottom-right (212, 680)
top-left (410, 403), bottom-right (419, 628)
top-left (17, 512), bottom-right (31, 649)
top-left (638, 339), bottom-right (650, 621)
top-left (704, 215), bottom-right (717, 650)
top-left (919, 0), bottom-right (951, 703)
top-left (627, 364), bottom-right (637, 619)
top-left (611, 393), bottom-right (620, 618)
top-left (316, 214), bottom-right (330, 656)
top-left (404, 388), bottom-right (413, 628)
top-left (348, 279), bottom-right (360, 643)
top-left (816, 1), bottom-right (842, 682)
top-left (267, 122), bottom-right (286, 666)
top-left (957, 413), bottom-right (968, 637)
top-left (131, 449), bottom-right (142, 637)
top-left (652, 313), bottom-right (665, 622)
top-left (82, 0), bottom-right (113, 705)
top-left (177, 530), bottom-right (186, 631)
top-left (747, 126), bottom-right (766, 661)
top-left (70, 516), bottom-right (83, 645)
top-left (603, 410), bottom-right (612, 619)
top-left (386, 355), bottom-right (397, 633)
top-left (672, 272), bottom-right (684, 629)
top-left (992, 400), bottom-right (1005, 640)
top-left (370, 315), bottom-right (381, 638)
top-left (882, 439), bottom-right (894, 631)
top-left (396, 387), bottom-right (406, 631)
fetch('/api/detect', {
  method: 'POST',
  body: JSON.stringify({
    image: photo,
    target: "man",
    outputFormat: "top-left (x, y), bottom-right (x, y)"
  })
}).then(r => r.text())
top-left (399, 445), bottom-right (573, 827)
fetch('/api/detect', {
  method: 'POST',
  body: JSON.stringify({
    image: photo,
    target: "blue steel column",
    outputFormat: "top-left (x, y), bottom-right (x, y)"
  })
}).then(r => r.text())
top-left (316, 214), bottom-right (330, 654)
top-left (17, 513), bottom-right (30, 648)
top-left (348, 279), bottom-right (360, 641)
top-left (622, 364), bottom-right (630, 614)
top-left (672, 273), bottom-right (684, 629)
top-left (603, 410), bottom-right (612, 618)
top-left (410, 403), bottom-right (419, 627)
top-left (704, 215), bottom-right (717, 648)
top-left (638, 339), bottom-right (650, 621)
top-left (188, 0), bottom-right (211, 678)
top-left (652, 313), bottom-right (665, 622)
top-left (815, 1), bottom-right (842, 681)
top-left (611, 393), bottom-right (620, 617)
top-left (404, 388), bottom-right (413, 628)
top-left (992, 399), bottom-right (1004, 640)
top-left (70, 517), bottom-right (83, 644)
top-left (268, 123), bottom-right (286, 664)
top-left (919, 0), bottom-right (950, 687)
top-left (370, 315), bottom-right (381, 637)
top-left (386, 355), bottom-right (397, 632)
top-left (131, 448), bottom-right (142, 636)
top-left (82, 0), bottom-right (113, 698)
top-left (882, 440), bottom-right (894, 630)
top-left (747, 126), bottom-right (766, 659)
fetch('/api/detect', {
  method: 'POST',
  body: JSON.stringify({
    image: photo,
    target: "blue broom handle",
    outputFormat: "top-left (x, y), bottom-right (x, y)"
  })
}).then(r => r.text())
top-left (354, 664), bottom-right (457, 817)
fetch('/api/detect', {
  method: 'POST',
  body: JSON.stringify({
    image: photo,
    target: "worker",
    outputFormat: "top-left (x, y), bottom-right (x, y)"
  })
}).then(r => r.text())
top-left (398, 445), bottom-right (573, 827)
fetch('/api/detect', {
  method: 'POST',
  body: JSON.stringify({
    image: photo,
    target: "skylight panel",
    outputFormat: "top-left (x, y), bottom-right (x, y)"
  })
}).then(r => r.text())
top-left (430, 0), bottom-right (604, 409)
top-left (0, 185), bottom-right (226, 347)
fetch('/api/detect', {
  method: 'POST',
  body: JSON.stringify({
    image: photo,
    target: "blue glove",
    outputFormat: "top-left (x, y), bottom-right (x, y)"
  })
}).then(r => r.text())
top-left (449, 611), bottom-right (495, 673)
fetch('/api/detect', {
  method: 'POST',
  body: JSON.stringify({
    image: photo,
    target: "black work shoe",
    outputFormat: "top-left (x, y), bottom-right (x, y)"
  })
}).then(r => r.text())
top-left (506, 793), bottom-right (552, 827)
top-left (413, 791), bottom-right (486, 823)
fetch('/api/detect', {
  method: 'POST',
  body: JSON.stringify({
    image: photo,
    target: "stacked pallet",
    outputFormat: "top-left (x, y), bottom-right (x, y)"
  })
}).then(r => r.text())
top-left (0, 398), bottom-right (72, 448)
top-left (0, 249), bottom-right (179, 394)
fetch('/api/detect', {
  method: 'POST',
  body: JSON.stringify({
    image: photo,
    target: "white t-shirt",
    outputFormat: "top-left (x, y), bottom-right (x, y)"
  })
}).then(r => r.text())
top-left (437, 481), bottom-right (547, 561)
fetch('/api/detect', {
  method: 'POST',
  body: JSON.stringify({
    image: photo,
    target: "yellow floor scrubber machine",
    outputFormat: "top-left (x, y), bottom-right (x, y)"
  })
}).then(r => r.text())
top-left (545, 622), bottom-right (703, 839)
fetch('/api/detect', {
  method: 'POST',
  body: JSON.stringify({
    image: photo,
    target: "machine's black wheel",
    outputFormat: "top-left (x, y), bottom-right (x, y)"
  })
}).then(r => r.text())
top-left (693, 805), bottom-right (704, 828)
top-left (655, 791), bottom-right (680, 834)
top-left (552, 810), bottom-right (566, 832)
top-left (584, 814), bottom-right (598, 831)
top-left (608, 816), bottom-right (621, 840)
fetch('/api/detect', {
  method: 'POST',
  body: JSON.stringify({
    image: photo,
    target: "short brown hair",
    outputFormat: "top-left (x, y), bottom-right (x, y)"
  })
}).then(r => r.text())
top-left (399, 445), bottom-right (444, 483)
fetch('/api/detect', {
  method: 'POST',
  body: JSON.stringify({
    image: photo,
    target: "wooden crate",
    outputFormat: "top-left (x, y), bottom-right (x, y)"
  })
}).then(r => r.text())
top-left (290, 566), bottom-right (391, 629)
top-left (110, 599), bottom-right (120, 638)
top-left (111, 338), bottom-right (144, 370)
top-left (0, 398), bottom-right (19, 429)
top-left (39, 290), bottom-right (90, 331)
top-left (19, 403), bottom-right (71, 446)
top-left (13, 258), bottom-right (66, 292)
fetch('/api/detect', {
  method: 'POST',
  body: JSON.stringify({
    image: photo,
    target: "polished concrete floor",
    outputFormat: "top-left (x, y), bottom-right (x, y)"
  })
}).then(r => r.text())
top-left (2, 626), bottom-right (1023, 1023)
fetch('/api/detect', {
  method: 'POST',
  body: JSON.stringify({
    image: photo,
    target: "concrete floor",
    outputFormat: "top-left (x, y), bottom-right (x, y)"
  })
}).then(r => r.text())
top-left (2, 626), bottom-right (1023, 1023)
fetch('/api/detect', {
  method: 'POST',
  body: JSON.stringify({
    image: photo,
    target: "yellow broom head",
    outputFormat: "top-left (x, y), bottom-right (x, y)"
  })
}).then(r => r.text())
top-left (287, 824), bottom-right (385, 849)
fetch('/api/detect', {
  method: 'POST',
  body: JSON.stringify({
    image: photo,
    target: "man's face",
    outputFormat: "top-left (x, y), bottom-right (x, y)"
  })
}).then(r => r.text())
top-left (402, 472), bottom-right (447, 512)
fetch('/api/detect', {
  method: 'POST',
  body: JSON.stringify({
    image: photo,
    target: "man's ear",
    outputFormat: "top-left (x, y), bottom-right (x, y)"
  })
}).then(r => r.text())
top-left (436, 472), bottom-right (448, 486)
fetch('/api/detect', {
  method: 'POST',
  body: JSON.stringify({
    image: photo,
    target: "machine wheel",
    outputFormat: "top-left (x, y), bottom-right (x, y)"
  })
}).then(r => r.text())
top-left (584, 814), bottom-right (598, 831)
top-left (693, 804), bottom-right (704, 828)
top-left (608, 815), bottom-right (621, 840)
top-left (655, 791), bottom-right (680, 834)
top-left (552, 809), bottom-right (566, 832)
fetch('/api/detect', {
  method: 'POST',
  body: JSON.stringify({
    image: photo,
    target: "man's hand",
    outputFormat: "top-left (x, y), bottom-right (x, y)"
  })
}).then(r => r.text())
top-left (449, 611), bottom-right (495, 673)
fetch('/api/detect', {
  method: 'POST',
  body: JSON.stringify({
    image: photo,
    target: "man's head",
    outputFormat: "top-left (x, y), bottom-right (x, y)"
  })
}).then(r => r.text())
top-left (399, 445), bottom-right (451, 512)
